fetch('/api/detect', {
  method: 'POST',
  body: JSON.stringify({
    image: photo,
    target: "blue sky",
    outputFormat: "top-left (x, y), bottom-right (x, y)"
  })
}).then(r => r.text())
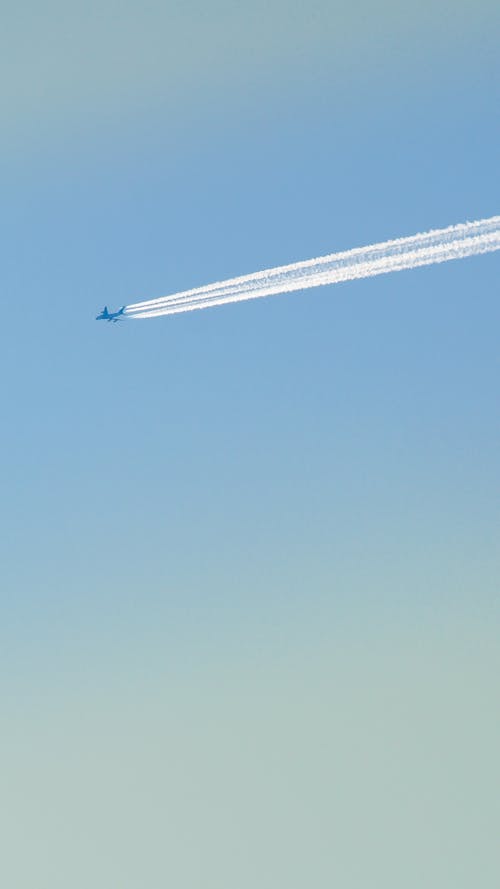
top-left (1, 2), bottom-right (499, 886)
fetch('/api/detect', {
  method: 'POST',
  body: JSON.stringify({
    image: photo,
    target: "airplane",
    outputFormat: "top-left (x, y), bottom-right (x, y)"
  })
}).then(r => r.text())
top-left (96, 305), bottom-right (126, 323)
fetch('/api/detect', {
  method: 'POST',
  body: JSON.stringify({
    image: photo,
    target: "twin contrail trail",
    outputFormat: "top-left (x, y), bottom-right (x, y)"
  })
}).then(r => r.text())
top-left (125, 215), bottom-right (500, 319)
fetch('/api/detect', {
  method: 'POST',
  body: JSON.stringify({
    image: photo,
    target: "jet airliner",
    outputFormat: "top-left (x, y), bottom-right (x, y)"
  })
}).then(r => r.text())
top-left (96, 306), bottom-right (125, 323)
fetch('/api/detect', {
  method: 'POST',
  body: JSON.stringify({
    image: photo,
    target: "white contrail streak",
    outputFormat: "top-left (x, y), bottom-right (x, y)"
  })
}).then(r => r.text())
top-left (125, 215), bottom-right (500, 319)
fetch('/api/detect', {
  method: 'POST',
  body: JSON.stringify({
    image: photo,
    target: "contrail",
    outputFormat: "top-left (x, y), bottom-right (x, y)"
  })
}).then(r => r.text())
top-left (125, 215), bottom-right (500, 319)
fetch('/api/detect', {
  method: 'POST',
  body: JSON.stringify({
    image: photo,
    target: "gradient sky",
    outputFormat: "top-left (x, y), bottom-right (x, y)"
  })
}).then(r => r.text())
top-left (1, 2), bottom-right (499, 887)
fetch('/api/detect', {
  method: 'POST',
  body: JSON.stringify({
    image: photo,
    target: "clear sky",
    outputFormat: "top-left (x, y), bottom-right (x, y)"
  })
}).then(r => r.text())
top-left (1, 2), bottom-right (499, 887)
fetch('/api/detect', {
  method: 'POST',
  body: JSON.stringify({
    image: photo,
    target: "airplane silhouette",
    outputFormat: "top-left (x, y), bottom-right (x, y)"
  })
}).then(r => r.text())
top-left (95, 306), bottom-right (125, 323)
